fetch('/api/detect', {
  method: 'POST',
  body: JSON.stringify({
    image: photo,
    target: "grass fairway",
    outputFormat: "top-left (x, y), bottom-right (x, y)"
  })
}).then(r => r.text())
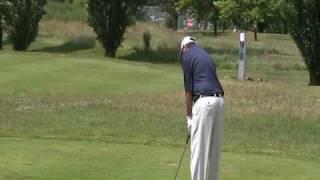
top-left (1, 138), bottom-right (320, 180)
top-left (1, 52), bottom-right (319, 179)
top-left (1, 19), bottom-right (320, 179)
top-left (0, 53), bottom-right (180, 94)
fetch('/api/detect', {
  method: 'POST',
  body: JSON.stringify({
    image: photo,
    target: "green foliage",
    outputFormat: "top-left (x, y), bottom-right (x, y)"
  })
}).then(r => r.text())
top-left (267, 0), bottom-right (294, 33)
top-left (216, 0), bottom-right (240, 24)
top-left (165, 15), bottom-right (177, 29)
top-left (160, 0), bottom-right (181, 30)
top-left (240, 0), bottom-right (273, 40)
top-left (191, 0), bottom-right (214, 21)
top-left (175, 0), bottom-right (191, 12)
top-left (287, 0), bottom-right (320, 85)
top-left (2, 0), bottom-right (47, 51)
top-left (87, 0), bottom-right (142, 57)
top-left (175, 0), bottom-right (291, 35)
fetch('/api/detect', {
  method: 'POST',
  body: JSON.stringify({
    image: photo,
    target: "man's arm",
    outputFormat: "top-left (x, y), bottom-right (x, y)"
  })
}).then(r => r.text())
top-left (185, 91), bottom-right (193, 117)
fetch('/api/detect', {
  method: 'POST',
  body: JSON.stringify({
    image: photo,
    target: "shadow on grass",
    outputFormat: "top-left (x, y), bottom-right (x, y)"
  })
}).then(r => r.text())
top-left (32, 36), bottom-right (96, 53)
top-left (203, 46), bottom-right (269, 57)
top-left (120, 46), bottom-right (264, 64)
top-left (119, 46), bottom-right (180, 64)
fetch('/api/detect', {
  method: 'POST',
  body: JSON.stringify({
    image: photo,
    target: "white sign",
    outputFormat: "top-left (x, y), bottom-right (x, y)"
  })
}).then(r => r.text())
top-left (238, 32), bottom-right (247, 80)
top-left (240, 33), bottom-right (245, 42)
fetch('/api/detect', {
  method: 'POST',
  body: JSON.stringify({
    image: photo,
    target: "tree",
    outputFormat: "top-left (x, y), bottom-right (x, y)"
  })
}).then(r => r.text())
top-left (287, 0), bottom-right (320, 85)
top-left (160, 0), bottom-right (181, 30)
top-left (176, 0), bottom-right (217, 32)
top-left (215, 0), bottom-right (240, 32)
top-left (87, 0), bottom-right (142, 57)
top-left (190, 0), bottom-right (215, 31)
top-left (209, 2), bottom-right (219, 36)
top-left (240, 0), bottom-right (272, 41)
top-left (269, 0), bottom-right (292, 34)
top-left (2, 0), bottom-right (46, 51)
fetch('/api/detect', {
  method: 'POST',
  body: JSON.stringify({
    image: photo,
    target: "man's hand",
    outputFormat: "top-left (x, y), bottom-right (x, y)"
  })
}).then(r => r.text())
top-left (186, 116), bottom-right (192, 134)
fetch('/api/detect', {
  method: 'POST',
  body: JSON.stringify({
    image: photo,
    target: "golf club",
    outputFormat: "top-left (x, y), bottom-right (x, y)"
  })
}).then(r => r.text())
top-left (174, 134), bottom-right (190, 180)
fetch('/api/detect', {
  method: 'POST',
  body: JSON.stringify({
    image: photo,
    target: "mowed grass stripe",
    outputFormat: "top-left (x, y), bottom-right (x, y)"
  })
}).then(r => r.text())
top-left (0, 53), bottom-right (182, 94)
top-left (0, 138), bottom-right (319, 180)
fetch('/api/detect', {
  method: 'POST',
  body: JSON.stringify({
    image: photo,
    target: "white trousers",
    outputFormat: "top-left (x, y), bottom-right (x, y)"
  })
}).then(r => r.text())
top-left (190, 97), bottom-right (224, 180)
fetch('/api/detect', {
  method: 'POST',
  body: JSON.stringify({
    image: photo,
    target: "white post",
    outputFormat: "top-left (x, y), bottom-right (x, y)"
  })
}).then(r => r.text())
top-left (238, 32), bottom-right (247, 80)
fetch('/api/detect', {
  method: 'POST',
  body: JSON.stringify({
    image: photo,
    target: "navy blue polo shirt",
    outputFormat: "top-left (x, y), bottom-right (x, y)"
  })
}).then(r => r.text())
top-left (181, 44), bottom-right (224, 95)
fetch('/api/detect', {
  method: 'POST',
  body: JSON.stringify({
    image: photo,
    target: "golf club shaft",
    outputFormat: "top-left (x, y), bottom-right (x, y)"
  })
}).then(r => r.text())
top-left (174, 134), bottom-right (190, 180)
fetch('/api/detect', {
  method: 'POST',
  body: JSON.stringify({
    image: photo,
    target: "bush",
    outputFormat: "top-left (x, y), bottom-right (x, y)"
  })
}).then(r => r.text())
top-left (143, 30), bottom-right (151, 53)
top-left (165, 15), bottom-right (176, 30)
top-left (3, 0), bottom-right (47, 51)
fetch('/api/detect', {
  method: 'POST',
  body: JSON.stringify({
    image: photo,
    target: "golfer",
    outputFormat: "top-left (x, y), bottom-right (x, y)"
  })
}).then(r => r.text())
top-left (180, 36), bottom-right (224, 180)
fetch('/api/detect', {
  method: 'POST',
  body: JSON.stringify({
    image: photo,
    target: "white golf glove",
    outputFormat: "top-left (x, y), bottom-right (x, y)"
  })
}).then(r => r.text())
top-left (186, 116), bottom-right (192, 134)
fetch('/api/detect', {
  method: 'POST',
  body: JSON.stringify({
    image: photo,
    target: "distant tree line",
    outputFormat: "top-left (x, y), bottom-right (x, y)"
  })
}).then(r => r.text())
top-left (147, 0), bottom-right (295, 40)
top-left (0, 0), bottom-right (319, 85)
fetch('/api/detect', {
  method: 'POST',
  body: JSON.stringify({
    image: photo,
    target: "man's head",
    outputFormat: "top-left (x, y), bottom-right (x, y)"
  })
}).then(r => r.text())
top-left (180, 36), bottom-right (195, 54)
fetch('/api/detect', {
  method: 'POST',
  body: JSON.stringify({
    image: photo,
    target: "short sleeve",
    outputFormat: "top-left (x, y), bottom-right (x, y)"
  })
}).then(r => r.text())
top-left (182, 54), bottom-right (193, 92)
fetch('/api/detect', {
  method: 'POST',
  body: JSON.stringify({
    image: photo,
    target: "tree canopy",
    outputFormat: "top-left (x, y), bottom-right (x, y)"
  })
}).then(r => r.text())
top-left (87, 0), bottom-right (143, 57)
top-left (2, 0), bottom-right (47, 51)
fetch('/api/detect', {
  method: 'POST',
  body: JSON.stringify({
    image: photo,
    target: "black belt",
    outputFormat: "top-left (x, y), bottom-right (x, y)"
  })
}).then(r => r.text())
top-left (193, 93), bottom-right (223, 103)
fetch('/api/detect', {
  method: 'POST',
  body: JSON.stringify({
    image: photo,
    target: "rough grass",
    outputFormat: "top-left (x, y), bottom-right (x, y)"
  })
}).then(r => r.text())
top-left (44, 0), bottom-right (88, 22)
top-left (0, 52), bottom-right (319, 162)
top-left (39, 19), bottom-right (94, 39)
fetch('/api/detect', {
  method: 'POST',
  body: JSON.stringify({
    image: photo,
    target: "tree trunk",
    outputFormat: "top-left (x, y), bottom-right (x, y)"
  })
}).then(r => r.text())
top-left (222, 22), bottom-right (226, 33)
top-left (214, 21), bottom-right (218, 37)
top-left (0, 14), bottom-right (2, 50)
top-left (282, 19), bottom-right (288, 34)
top-left (288, 0), bottom-right (320, 85)
top-left (104, 49), bottom-right (116, 58)
top-left (283, 25), bottom-right (288, 34)
top-left (254, 26), bottom-right (258, 41)
top-left (203, 19), bottom-right (208, 30)
top-left (13, 37), bottom-right (28, 51)
top-left (309, 68), bottom-right (320, 85)
top-left (257, 22), bottom-right (266, 33)
top-left (174, 13), bottom-right (179, 30)
top-left (103, 0), bottom-right (117, 58)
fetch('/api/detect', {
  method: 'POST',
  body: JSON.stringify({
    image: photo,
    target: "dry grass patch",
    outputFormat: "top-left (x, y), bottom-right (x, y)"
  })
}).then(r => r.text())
top-left (40, 19), bottom-right (94, 38)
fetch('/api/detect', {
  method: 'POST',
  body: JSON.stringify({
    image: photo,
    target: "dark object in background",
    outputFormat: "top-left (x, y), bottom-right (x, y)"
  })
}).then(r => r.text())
top-left (143, 30), bottom-right (151, 53)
